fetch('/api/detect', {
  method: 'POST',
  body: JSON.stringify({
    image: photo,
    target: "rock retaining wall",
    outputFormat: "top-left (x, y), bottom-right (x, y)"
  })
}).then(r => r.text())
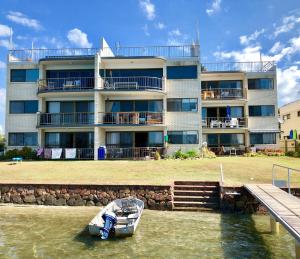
top-left (0, 184), bottom-right (172, 210)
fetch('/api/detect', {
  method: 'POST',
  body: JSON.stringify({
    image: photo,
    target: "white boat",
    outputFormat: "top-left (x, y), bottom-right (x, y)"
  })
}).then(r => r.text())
top-left (88, 198), bottom-right (144, 239)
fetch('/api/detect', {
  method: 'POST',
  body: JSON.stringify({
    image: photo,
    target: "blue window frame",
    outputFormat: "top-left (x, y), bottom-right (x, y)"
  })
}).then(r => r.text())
top-left (167, 98), bottom-right (198, 112)
top-left (167, 66), bottom-right (198, 79)
top-left (250, 133), bottom-right (276, 144)
top-left (100, 68), bottom-right (163, 78)
top-left (168, 131), bottom-right (198, 144)
top-left (10, 101), bottom-right (38, 114)
top-left (8, 132), bottom-right (37, 146)
top-left (248, 79), bottom-right (273, 90)
top-left (249, 105), bottom-right (275, 116)
top-left (10, 69), bottom-right (39, 82)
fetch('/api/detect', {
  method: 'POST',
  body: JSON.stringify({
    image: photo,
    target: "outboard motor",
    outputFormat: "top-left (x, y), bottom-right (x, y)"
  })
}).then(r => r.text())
top-left (100, 211), bottom-right (117, 240)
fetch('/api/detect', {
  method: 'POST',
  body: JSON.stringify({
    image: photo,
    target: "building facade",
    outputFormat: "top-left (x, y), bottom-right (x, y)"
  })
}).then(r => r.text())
top-left (5, 39), bottom-right (279, 159)
top-left (279, 99), bottom-right (300, 140)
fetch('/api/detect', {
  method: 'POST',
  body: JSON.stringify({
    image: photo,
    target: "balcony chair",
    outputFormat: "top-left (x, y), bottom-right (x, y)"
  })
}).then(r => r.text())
top-left (230, 118), bottom-right (239, 128)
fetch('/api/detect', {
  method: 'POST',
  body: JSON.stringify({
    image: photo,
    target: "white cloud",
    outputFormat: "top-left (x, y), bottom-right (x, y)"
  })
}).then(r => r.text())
top-left (0, 39), bottom-right (10, 49)
top-left (206, 0), bottom-right (222, 16)
top-left (274, 15), bottom-right (300, 37)
top-left (0, 125), bottom-right (3, 135)
top-left (142, 24), bottom-right (150, 36)
top-left (139, 0), bottom-right (155, 20)
top-left (240, 29), bottom-right (265, 45)
top-left (155, 22), bottom-right (165, 30)
top-left (277, 66), bottom-right (300, 105)
top-left (67, 28), bottom-right (92, 48)
top-left (0, 88), bottom-right (6, 113)
top-left (6, 11), bottom-right (42, 30)
top-left (169, 29), bottom-right (181, 37)
top-left (0, 61), bottom-right (6, 69)
top-left (0, 24), bottom-right (11, 37)
top-left (269, 41), bottom-right (284, 54)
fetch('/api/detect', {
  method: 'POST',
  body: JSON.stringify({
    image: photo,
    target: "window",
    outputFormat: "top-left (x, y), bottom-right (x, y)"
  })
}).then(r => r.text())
top-left (106, 132), bottom-right (133, 147)
top-left (298, 111), bottom-right (300, 117)
top-left (99, 68), bottom-right (163, 78)
top-left (8, 133), bottom-right (37, 146)
top-left (202, 80), bottom-right (242, 89)
top-left (167, 66), bottom-right (197, 79)
top-left (167, 98), bottom-right (198, 112)
top-left (10, 69), bottom-right (39, 82)
top-left (248, 78), bottom-right (273, 90)
top-left (10, 101), bottom-right (38, 114)
top-left (207, 133), bottom-right (244, 146)
top-left (105, 100), bottom-right (163, 112)
top-left (250, 133), bottom-right (276, 144)
top-left (148, 132), bottom-right (164, 147)
top-left (168, 131), bottom-right (198, 144)
top-left (249, 105), bottom-right (275, 116)
top-left (45, 132), bottom-right (94, 148)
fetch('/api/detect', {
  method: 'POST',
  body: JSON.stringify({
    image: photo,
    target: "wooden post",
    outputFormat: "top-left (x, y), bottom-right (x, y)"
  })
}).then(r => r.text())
top-left (295, 240), bottom-right (300, 259)
top-left (270, 216), bottom-right (280, 234)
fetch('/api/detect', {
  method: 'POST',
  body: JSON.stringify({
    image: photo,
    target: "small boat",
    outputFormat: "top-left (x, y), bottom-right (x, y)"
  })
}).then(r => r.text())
top-left (88, 198), bottom-right (144, 239)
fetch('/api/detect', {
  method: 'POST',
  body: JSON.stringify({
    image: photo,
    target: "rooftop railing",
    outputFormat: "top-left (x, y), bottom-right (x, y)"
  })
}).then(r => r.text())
top-left (201, 61), bottom-right (276, 73)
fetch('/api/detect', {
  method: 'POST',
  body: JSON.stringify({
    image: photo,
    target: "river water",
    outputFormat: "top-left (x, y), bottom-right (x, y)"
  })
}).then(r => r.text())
top-left (0, 206), bottom-right (295, 258)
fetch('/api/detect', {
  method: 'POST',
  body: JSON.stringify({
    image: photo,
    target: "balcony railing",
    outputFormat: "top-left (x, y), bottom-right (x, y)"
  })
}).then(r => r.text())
top-left (98, 112), bottom-right (164, 125)
top-left (38, 112), bottom-right (94, 127)
top-left (101, 44), bottom-right (199, 58)
top-left (201, 88), bottom-right (244, 100)
top-left (9, 48), bottom-right (98, 62)
top-left (201, 61), bottom-right (276, 73)
top-left (41, 148), bottom-right (94, 160)
top-left (101, 77), bottom-right (163, 91)
top-left (105, 147), bottom-right (164, 160)
top-left (202, 117), bottom-right (247, 128)
top-left (38, 77), bottom-right (95, 93)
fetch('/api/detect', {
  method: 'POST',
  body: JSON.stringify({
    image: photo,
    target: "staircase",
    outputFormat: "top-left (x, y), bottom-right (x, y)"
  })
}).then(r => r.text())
top-left (172, 181), bottom-right (220, 211)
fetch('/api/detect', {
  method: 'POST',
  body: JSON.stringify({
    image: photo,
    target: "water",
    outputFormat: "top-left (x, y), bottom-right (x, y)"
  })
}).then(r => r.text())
top-left (0, 205), bottom-right (295, 259)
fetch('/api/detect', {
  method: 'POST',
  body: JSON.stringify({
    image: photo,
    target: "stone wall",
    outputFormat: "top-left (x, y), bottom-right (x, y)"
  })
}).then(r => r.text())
top-left (0, 184), bottom-right (172, 210)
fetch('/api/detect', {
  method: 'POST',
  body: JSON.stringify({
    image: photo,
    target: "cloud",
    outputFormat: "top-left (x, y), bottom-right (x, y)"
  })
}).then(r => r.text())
top-left (155, 22), bottom-right (165, 30)
top-left (0, 39), bottom-right (10, 49)
top-left (67, 28), bottom-right (92, 48)
top-left (206, 0), bottom-right (222, 16)
top-left (0, 61), bottom-right (6, 69)
top-left (0, 24), bottom-right (11, 37)
top-left (0, 88), bottom-right (6, 113)
top-left (0, 125), bottom-right (3, 135)
top-left (169, 29), bottom-right (181, 37)
top-left (269, 41), bottom-right (284, 54)
top-left (6, 11), bottom-right (42, 30)
top-left (142, 24), bottom-right (150, 36)
top-left (139, 0), bottom-right (155, 20)
top-left (274, 14), bottom-right (300, 37)
top-left (277, 66), bottom-right (300, 105)
top-left (240, 29), bottom-right (265, 45)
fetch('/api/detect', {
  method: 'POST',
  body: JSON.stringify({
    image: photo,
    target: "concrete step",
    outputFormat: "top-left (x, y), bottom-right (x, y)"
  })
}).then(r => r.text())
top-left (173, 190), bottom-right (219, 197)
top-left (173, 201), bottom-right (220, 208)
top-left (174, 181), bottom-right (219, 186)
top-left (173, 195), bottom-right (219, 202)
top-left (174, 185), bottom-right (220, 191)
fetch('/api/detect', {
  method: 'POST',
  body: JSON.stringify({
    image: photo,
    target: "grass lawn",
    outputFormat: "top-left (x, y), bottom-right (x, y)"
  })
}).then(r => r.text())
top-left (0, 156), bottom-right (299, 186)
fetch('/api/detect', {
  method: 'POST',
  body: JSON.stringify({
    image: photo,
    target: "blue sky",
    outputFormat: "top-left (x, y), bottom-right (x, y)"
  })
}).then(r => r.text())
top-left (0, 0), bottom-right (300, 134)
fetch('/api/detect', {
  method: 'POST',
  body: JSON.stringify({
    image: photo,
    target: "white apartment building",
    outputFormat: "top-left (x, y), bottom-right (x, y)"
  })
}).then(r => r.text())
top-left (5, 39), bottom-right (279, 160)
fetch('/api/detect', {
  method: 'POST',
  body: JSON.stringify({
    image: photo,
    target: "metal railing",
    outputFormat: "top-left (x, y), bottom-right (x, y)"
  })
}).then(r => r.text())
top-left (102, 44), bottom-right (200, 58)
top-left (38, 77), bottom-right (95, 93)
top-left (101, 77), bottom-right (163, 91)
top-left (208, 146), bottom-right (246, 156)
top-left (9, 48), bottom-right (98, 62)
top-left (202, 117), bottom-right (247, 128)
top-left (98, 112), bottom-right (164, 125)
top-left (201, 88), bottom-right (244, 100)
top-left (38, 112), bottom-right (94, 126)
top-left (272, 164), bottom-right (300, 194)
top-left (105, 147), bottom-right (164, 160)
top-left (42, 148), bottom-right (94, 160)
top-left (201, 61), bottom-right (276, 73)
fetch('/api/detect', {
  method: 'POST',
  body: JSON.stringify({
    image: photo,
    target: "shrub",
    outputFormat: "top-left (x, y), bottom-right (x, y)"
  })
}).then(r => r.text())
top-left (286, 151), bottom-right (300, 157)
top-left (154, 151), bottom-right (161, 160)
top-left (173, 149), bottom-right (189, 159)
top-left (186, 149), bottom-right (199, 158)
top-left (4, 147), bottom-right (37, 160)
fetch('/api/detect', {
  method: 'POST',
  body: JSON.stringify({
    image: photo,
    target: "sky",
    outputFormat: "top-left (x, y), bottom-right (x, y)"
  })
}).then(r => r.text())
top-left (0, 0), bottom-right (300, 134)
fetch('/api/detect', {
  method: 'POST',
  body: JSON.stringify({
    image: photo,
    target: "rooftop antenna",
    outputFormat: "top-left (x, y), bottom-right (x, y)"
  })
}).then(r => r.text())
top-left (31, 41), bottom-right (34, 61)
top-left (9, 27), bottom-right (13, 50)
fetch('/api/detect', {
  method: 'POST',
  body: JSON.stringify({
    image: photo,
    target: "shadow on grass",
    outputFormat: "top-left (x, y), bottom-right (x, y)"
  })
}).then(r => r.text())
top-left (220, 213), bottom-right (272, 259)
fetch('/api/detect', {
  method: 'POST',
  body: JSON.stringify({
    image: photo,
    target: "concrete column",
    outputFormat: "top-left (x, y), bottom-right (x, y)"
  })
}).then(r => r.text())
top-left (270, 216), bottom-right (280, 234)
top-left (295, 240), bottom-right (300, 259)
top-left (94, 127), bottom-right (100, 160)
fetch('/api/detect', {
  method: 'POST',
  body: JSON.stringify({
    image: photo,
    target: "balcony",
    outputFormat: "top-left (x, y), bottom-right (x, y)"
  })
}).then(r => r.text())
top-left (38, 112), bottom-right (94, 127)
top-left (202, 117), bottom-right (247, 129)
top-left (100, 77), bottom-right (164, 91)
top-left (105, 147), bottom-right (164, 160)
top-left (201, 88), bottom-right (244, 100)
top-left (201, 61), bottom-right (276, 73)
top-left (38, 77), bottom-right (94, 93)
top-left (98, 112), bottom-right (164, 125)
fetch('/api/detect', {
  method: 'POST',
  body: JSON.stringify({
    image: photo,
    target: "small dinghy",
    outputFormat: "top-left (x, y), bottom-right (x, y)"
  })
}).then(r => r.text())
top-left (88, 198), bottom-right (144, 239)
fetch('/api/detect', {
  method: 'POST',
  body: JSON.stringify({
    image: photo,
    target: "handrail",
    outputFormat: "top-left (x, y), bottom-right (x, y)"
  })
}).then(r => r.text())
top-left (272, 164), bottom-right (300, 194)
top-left (202, 117), bottom-right (247, 128)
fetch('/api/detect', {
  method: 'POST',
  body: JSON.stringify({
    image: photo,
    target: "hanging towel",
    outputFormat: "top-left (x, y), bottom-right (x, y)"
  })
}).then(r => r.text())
top-left (36, 148), bottom-right (44, 157)
top-left (51, 148), bottom-right (62, 159)
top-left (293, 129), bottom-right (297, 140)
top-left (65, 148), bottom-right (76, 159)
top-left (44, 149), bottom-right (52, 159)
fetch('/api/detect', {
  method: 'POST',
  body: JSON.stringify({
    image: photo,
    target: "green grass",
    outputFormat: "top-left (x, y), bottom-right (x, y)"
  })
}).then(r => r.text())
top-left (0, 156), bottom-right (299, 186)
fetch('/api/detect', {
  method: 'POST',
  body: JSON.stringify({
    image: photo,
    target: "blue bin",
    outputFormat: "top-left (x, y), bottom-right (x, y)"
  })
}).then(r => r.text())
top-left (98, 146), bottom-right (106, 160)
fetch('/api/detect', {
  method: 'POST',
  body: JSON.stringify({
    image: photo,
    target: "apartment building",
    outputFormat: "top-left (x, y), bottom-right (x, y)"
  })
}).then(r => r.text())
top-left (5, 38), bottom-right (279, 160)
top-left (279, 99), bottom-right (300, 140)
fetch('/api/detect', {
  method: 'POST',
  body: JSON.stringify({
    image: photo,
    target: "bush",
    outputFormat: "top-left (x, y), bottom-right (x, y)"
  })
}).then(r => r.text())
top-left (186, 149), bottom-right (199, 158)
top-left (286, 151), bottom-right (300, 157)
top-left (154, 151), bottom-right (161, 160)
top-left (4, 147), bottom-right (37, 160)
top-left (173, 149), bottom-right (189, 159)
